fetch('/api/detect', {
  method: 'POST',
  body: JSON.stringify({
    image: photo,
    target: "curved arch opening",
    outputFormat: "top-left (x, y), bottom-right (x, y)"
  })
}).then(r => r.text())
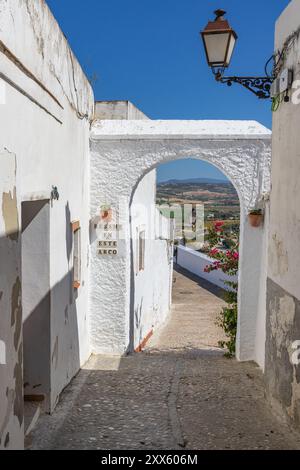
top-left (129, 158), bottom-right (241, 356)
top-left (130, 155), bottom-right (245, 214)
top-left (89, 122), bottom-right (270, 366)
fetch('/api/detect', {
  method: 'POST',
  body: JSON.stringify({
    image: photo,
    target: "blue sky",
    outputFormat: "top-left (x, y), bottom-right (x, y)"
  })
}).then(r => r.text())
top-left (47, 0), bottom-right (289, 181)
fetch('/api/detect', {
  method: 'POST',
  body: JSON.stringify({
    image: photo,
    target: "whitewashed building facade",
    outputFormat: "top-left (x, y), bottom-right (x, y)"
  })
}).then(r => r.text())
top-left (0, 2), bottom-right (173, 448)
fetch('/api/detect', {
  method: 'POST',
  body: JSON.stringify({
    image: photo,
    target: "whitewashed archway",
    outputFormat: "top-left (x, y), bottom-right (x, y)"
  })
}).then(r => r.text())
top-left (89, 120), bottom-right (271, 363)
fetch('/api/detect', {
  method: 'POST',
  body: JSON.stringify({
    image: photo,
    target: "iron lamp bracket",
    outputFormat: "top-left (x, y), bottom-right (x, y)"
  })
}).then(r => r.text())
top-left (213, 68), bottom-right (273, 99)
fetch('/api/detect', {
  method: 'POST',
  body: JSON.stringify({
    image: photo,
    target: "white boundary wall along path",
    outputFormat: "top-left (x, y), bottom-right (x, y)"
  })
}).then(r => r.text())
top-left (176, 246), bottom-right (238, 290)
top-left (90, 119), bottom-right (271, 366)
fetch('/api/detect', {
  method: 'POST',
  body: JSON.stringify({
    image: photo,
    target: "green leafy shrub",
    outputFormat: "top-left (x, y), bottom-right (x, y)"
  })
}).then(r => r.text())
top-left (204, 221), bottom-right (239, 357)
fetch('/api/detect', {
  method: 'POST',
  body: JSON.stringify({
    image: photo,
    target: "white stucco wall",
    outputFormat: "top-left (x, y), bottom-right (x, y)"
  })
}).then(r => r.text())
top-left (95, 101), bottom-right (148, 120)
top-left (0, 0), bottom-right (94, 449)
top-left (90, 119), bottom-right (271, 364)
top-left (90, 100), bottom-right (173, 354)
top-left (269, 0), bottom-right (300, 300)
top-left (176, 246), bottom-right (238, 290)
top-left (131, 170), bottom-right (173, 350)
top-left (0, 148), bottom-right (22, 450)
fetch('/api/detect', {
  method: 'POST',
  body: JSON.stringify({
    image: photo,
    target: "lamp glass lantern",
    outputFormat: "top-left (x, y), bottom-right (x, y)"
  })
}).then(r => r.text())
top-left (201, 9), bottom-right (237, 69)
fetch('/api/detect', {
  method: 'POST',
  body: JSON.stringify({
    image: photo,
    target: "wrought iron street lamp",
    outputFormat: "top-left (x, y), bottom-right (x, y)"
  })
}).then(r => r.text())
top-left (201, 9), bottom-right (273, 99)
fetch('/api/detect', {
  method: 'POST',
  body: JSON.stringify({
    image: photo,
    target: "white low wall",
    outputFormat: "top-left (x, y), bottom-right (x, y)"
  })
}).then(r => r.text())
top-left (176, 245), bottom-right (237, 290)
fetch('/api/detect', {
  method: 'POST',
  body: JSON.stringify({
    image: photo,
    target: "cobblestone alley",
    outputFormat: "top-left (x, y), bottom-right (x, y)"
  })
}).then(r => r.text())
top-left (27, 267), bottom-right (300, 450)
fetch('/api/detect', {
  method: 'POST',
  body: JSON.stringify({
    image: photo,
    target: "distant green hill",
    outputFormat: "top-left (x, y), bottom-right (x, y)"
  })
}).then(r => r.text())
top-left (158, 177), bottom-right (230, 185)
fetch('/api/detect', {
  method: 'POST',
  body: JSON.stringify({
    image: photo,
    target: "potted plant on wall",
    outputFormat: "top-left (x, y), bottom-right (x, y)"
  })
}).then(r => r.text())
top-left (100, 204), bottom-right (113, 222)
top-left (248, 208), bottom-right (264, 227)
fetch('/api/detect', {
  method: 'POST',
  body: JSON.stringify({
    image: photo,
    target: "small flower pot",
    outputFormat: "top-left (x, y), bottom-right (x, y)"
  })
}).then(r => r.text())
top-left (248, 213), bottom-right (263, 227)
top-left (100, 207), bottom-right (112, 222)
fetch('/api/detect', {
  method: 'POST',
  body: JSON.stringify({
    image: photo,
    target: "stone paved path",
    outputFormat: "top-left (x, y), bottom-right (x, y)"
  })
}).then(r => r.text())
top-left (28, 266), bottom-right (300, 450)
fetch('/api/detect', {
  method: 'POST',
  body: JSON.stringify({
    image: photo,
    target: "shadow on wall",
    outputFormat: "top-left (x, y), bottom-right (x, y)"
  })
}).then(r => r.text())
top-left (65, 202), bottom-right (72, 264)
top-left (23, 270), bottom-right (81, 414)
top-left (22, 200), bottom-right (81, 414)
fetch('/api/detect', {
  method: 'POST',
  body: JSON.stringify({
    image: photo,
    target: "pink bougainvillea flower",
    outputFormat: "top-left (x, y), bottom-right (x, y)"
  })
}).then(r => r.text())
top-left (214, 221), bottom-right (224, 231)
top-left (210, 248), bottom-right (219, 256)
top-left (232, 251), bottom-right (239, 260)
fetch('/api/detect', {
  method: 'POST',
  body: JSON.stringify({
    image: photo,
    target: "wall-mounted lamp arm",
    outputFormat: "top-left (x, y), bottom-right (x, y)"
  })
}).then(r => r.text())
top-left (213, 69), bottom-right (273, 99)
